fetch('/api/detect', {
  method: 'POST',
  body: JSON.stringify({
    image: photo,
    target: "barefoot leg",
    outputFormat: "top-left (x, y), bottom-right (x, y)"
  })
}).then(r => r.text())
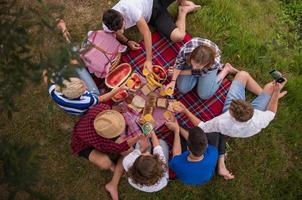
top-left (105, 157), bottom-right (124, 200)
top-left (217, 155), bottom-right (235, 180)
top-left (217, 63), bottom-right (239, 81)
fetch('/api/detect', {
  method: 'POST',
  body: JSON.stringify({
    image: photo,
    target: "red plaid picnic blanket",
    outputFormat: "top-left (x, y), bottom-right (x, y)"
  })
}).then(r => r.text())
top-left (122, 32), bottom-right (231, 179)
top-left (122, 32), bottom-right (231, 132)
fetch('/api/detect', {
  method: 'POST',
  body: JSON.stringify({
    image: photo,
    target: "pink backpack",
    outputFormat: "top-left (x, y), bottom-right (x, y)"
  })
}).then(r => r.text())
top-left (80, 31), bottom-right (127, 78)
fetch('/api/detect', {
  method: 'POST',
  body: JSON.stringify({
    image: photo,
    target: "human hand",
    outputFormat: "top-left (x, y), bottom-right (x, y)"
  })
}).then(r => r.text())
top-left (273, 79), bottom-right (288, 99)
top-left (165, 120), bottom-right (180, 133)
top-left (139, 136), bottom-right (150, 152)
top-left (173, 102), bottom-right (187, 113)
top-left (56, 19), bottom-right (67, 32)
top-left (165, 81), bottom-right (176, 94)
top-left (144, 60), bottom-right (153, 72)
top-left (127, 40), bottom-right (141, 50)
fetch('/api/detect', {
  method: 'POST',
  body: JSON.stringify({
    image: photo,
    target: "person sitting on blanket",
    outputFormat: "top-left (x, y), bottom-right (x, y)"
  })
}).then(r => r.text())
top-left (102, 0), bottom-right (201, 71)
top-left (46, 75), bottom-right (126, 116)
top-left (122, 131), bottom-right (169, 192)
top-left (166, 37), bottom-right (238, 100)
top-left (71, 103), bottom-right (142, 200)
top-left (166, 119), bottom-right (233, 185)
top-left (197, 70), bottom-right (288, 138)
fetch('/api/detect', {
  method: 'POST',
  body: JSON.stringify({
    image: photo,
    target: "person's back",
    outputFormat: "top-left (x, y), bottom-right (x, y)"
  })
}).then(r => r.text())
top-left (170, 145), bottom-right (218, 185)
top-left (48, 78), bottom-right (99, 115)
top-left (169, 126), bottom-right (218, 185)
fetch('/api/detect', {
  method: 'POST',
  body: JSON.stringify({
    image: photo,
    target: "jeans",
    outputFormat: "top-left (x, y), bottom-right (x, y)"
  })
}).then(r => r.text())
top-left (75, 67), bottom-right (100, 96)
top-left (177, 66), bottom-right (222, 100)
top-left (222, 80), bottom-right (272, 113)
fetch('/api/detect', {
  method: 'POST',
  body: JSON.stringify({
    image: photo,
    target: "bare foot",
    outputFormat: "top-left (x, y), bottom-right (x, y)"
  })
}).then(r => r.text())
top-left (218, 167), bottom-right (235, 180)
top-left (278, 91), bottom-right (287, 99)
top-left (105, 183), bottom-right (119, 200)
top-left (224, 63), bottom-right (239, 74)
top-left (179, 4), bottom-right (201, 14)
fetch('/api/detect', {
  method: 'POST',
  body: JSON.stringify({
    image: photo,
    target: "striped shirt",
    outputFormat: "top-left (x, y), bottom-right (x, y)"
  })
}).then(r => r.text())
top-left (48, 84), bottom-right (99, 116)
top-left (174, 37), bottom-right (222, 76)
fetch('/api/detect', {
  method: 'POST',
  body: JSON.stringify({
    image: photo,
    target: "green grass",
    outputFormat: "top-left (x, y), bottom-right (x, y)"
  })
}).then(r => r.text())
top-left (1, 0), bottom-right (302, 199)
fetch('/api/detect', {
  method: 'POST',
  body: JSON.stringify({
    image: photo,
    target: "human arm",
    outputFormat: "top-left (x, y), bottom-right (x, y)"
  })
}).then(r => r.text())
top-left (136, 17), bottom-right (153, 71)
top-left (150, 131), bottom-right (160, 147)
top-left (116, 32), bottom-right (141, 50)
top-left (165, 120), bottom-right (181, 156)
top-left (267, 80), bottom-right (287, 113)
top-left (173, 102), bottom-right (202, 126)
top-left (98, 86), bottom-right (123, 102)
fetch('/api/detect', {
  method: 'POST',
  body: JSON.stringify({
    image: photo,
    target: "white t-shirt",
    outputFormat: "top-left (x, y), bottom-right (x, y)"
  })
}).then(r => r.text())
top-left (122, 146), bottom-right (168, 192)
top-left (199, 110), bottom-right (276, 138)
top-left (103, 0), bottom-right (153, 31)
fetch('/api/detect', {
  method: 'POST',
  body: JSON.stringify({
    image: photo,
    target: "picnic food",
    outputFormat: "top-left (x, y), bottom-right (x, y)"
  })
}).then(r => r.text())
top-left (105, 63), bottom-right (132, 88)
top-left (152, 65), bottom-right (167, 81)
top-left (163, 111), bottom-right (174, 122)
top-left (131, 95), bottom-right (145, 109)
top-left (144, 114), bottom-right (154, 122)
top-left (159, 87), bottom-right (173, 96)
top-left (146, 74), bottom-right (163, 88)
top-left (172, 101), bottom-right (182, 111)
top-left (126, 73), bottom-right (142, 91)
top-left (157, 98), bottom-right (168, 108)
top-left (112, 89), bottom-right (128, 102)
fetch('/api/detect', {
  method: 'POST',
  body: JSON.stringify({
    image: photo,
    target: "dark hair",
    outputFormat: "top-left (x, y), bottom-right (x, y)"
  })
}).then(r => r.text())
top-left (188, 45), bottom-right (216, 69)
top-left (187, 127), bottom-right (208, 157)
top-left (127, 154), bottom-right (166, 186)
top-left (102, 9), bottom-right (124, 31)
top-left (229, 99), bottom-right (254, 122)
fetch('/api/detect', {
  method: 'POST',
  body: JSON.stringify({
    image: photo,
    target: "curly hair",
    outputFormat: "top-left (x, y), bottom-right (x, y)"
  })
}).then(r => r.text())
top-left (229, 99), bottom-right (254, 122)
top-left (127, 154), bottom-right (167, 186)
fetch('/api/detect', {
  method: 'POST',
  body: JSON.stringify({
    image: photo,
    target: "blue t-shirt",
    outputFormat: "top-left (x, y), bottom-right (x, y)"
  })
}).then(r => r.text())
top-left (169, 145), bottom-right (218, 185)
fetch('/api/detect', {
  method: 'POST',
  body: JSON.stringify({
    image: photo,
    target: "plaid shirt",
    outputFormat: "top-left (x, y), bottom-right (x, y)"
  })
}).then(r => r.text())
top-left (71, 103), bottom-right (130, 155)
top-left (174, 38), bottom-right (222, 76)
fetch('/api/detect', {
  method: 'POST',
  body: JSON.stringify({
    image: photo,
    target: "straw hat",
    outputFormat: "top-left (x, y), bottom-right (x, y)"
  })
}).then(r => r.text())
top-left (56, 77), bottom-right (87, 99)
top-left (93, 110), bottom-right (126, 139)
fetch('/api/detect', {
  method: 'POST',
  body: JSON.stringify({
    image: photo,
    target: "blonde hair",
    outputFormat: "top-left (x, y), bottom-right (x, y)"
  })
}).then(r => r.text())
top-left (55, 77), bottom-right (86, 99)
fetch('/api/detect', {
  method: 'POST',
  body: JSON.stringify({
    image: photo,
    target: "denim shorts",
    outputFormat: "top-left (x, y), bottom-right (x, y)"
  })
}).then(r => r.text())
top-left (223, 80), bottom-right (271, 113)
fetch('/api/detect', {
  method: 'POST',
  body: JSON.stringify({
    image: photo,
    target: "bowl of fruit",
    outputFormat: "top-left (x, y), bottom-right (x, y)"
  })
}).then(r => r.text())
top-left (125, 73), bottom-right (142, 91)
top-left (152, 65), bottom-right (167, 83)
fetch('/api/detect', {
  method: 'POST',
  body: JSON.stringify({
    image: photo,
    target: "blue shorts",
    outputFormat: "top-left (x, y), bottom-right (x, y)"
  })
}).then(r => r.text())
top-left (223, 80), bottom-right (271, 113)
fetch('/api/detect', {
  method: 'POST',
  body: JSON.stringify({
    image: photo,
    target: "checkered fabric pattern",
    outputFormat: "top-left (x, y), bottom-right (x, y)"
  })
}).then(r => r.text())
top-left (174, 37), bottom-right (222, 76)
top-left (71, 103), bottom-right (130, 155)
top-left (122, 32), bottom-right (232, 179)
top-left (122, 32), bottom-right (231, 132)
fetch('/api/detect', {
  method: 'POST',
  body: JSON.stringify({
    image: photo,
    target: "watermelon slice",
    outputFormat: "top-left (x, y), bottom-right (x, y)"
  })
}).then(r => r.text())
top-left (105, 63), bottom-right (132, 88)
top-left (112, 89), bottom-right (128, 102)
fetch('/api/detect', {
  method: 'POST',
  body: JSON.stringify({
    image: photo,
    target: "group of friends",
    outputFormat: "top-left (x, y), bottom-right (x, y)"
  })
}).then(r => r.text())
top-left (46, 0), bottom-right (288, 199)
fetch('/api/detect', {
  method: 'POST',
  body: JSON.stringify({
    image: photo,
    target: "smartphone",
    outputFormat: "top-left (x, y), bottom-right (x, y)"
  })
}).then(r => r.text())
top-left (269, 69), bottom-right (285, 83)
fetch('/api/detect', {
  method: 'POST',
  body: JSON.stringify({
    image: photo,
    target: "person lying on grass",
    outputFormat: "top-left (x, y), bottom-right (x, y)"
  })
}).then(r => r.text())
top-left (45, 73), bottom-right (127, 115)
top-left (72, 104), bottom-right (143, 200)
top-left (166, 38), bottom-right (238, 99)
top-left (102, 0), bottom-right (201, 72)
top-left (166, 118), bottom-right (233, 185)
top-left (122, 131), bottom-right (169, 192)
top-left (198, 70), bottom-right (288, 138)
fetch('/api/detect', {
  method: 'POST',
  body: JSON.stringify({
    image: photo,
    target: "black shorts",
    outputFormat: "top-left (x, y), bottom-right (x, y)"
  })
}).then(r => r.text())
top-left (149, 0), bottom-right (177, 39)
top-left (78, 147), bottom-right (120, 163)
top-left (78, 147), bottom-right (95, 160)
